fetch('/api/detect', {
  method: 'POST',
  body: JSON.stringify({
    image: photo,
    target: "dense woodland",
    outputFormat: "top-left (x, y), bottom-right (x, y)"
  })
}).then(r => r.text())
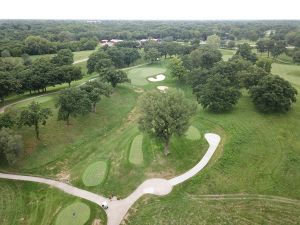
top-left (1, 20), bottom-right (300, 57)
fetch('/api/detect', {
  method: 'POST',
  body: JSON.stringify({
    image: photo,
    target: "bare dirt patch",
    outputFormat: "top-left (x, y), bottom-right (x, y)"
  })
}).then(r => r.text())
top-left (92, 219), bottom-right (101, 225)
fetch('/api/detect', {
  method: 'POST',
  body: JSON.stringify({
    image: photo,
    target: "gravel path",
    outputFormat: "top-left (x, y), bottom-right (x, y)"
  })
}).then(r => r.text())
top-left (0, 133), bottom-right (220, 225)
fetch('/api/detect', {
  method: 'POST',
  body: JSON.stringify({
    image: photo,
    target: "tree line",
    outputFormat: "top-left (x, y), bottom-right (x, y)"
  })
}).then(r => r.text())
top-left (0, 49), bottom-right (83, 104)
top-left (1, 20), bottom-right (300, 57)
top-left (169, 43), bottom-right (297, 113)
top-left (0, 45), bottom-right (133, 166)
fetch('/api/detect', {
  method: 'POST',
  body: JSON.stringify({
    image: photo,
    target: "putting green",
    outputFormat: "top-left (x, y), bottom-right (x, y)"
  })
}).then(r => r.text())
top-left (129, 135), bottom-right (144, 165)
top-left (55, 202), bottom-right (90, 225)
top-left (127, 67), bottom-right (166, 86)
top-left (82, 161), bottom-right (107, 186)
top-left (185, 126), bottom-right (200, 140)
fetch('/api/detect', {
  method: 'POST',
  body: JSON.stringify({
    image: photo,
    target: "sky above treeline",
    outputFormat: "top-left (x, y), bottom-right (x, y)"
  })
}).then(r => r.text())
top-left (1, 0), bottom-right (300, 20)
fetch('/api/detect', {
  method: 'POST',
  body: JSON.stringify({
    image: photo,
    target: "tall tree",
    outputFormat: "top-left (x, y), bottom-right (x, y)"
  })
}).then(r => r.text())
top-left (80, 80), bottom-right (112, 112)
top-left (0, 128), bottom-right (23, 165)
top-left (51, 49), bottom-right (74, 66)
top-left (0, 71), bottom-right (21, 104)
top-left (168, 57), bottom-right (188, 81)
top-left (256, 58), bottom-right (272, 73)
top-left (87, 50), bottom-right (110, 74)
top-left (56, 88), bottom-right (91, 125)
top-left (194, 74), bottom-right (241, 112)
top-left (265, 39), bottom-right (275, 57)
top-left (271, 41), bottom-right (287, 58)
top-left (18, 101), bottom-right (52, 140)
top-left (250, 75), bottom-right (297, 113)
top-left (144, 48), bottom-right (160, 63)
top-left (236, 43), bottom-right (257, 63)
top-left (206, 34), bottom-right (221, 49)
top-left (100, 68), bottom-right (130, 88)
top-left (58, 65), bottom-right (83, 87)
top-left (138, 90), bottom-right (196, 155)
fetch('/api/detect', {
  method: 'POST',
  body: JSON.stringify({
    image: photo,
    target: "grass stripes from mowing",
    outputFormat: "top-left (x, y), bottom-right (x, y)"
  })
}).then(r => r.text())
top-left (55, 202), bottom-right (90, 225)
top-left (129, 135), bottom-right (144, 165)
top-left (82, 161), bottom-right (107, 187)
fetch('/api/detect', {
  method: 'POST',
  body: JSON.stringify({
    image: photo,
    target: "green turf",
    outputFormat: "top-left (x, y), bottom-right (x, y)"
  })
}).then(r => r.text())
top-left (185, 126), bottom-right (200, 140)
top-left (127, 192), bottom-right (300, 225)
top-left (0, 180), bottom-right (105, 225)
top-left (55, 202), bottom-right (90, 225)
top-left (82, 161), bottom-right (107, 186)
top-left (219, 49), bottom-right (236, 61)
top-left (129, 135), bottom-right (144, 165)
top-left (1, 52), bottom-right (300, 225)
top-left (127, 63), bottom-right (166, 86)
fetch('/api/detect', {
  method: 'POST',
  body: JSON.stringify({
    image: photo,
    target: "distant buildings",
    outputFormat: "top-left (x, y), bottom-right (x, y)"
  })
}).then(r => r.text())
top-left (100, 39), bottom-right (123, 46)
top-left (100, 38), bottom-right (160, 46)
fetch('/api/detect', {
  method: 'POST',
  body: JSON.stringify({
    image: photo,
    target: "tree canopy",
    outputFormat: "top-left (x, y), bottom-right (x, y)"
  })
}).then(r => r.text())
top-left (56, 88), bottom-right (92, 125)
top-left (138, 90), bottom-right (196, 155)
top-left (18, 101), bottom-right (52, 140)
top-left (250, 75), bottom-right (298, 113)
top-left (0, 128), bottom-right (23, 165)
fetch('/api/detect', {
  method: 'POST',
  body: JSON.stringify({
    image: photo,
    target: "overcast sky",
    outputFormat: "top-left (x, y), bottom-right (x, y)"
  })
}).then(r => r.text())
top-left (1, 0), bottom-right (300, 20)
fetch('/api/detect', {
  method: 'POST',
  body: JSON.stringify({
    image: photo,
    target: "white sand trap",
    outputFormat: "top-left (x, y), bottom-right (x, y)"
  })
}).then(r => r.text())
top-left (157, 86), bottom-right (169, 93)
top-left (148, 74), bottom-right (166, 82)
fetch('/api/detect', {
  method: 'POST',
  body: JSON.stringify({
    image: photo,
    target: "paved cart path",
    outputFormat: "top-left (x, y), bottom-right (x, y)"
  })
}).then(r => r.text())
top-left (0, 133), bottom-right (221, 225)
top-left (0, 62), bottom-right (148, 114)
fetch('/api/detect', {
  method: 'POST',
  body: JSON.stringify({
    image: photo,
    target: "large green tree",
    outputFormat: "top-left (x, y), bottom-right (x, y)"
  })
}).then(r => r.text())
top-left (138, 90), bottom-right (196, 155)
top-left (168, 57), bottom-right (188, 81)
top-left (51, 49), bottom-right (74, 66)
top-left (144, 48), bottom-right (160, 63)
top-left (250, 75), bottom-right (297, 113)
top-left (100, 68), bottom-right (130, 88)
top-left (80, 80), bottom-right (112, 112)
top-left (56, 88), bottom-right (92, 125)
top-left (236, 43), bottom-right (257, 63)
top-left (195, 74), bottom-right (241, 112)
top-left (57, 65), bottom-right (83, 87)
top-left (18, 101), bottom-right (52, 139)
top-left (0, 71), bottom-right (21, 104)
top-left (271, 41), bottom-right (287, 58)
top-left (87, 50), bottom-right (110, 74)
top-left (0, 128), bottom-right (23, 165)
top-left (189, 47), bottom-right (222, 69)
top-left (206, 34), bottom-right (221, 49)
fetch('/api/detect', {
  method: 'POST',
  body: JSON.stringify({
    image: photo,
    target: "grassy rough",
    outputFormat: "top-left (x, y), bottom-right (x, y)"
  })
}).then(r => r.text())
top-left (129, 135), bottom-right (144, 165)
top-left (55, 202), bottom-right (90, 225)
top-left (2, 54), bottom-right (300, 225)
top-left (82, 161), bottom-right (107, 187)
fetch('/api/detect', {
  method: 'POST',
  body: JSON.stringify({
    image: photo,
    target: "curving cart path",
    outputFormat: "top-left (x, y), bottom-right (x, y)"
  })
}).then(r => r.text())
top-left (0, 133), bottom-right (221, 225)
top-left (0, 62), bottom-right (149, 114)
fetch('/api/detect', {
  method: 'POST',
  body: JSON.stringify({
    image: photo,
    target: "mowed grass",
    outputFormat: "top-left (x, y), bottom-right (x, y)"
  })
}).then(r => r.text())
top-left (0, 180), bottom-right (105, 225)
top-left (185, 126), bottom-right (200, 140)
top-left (1, 53), bottom-right (300, 225)
top-left (129, 135), bottom-right (144, 165)
top-left (82, 161), bottom-right (107, 187)
top-left (127, 191), bottom-right (300, 225)
top-left (127, 63), bottom-right (166, 86)
top-left (220, 48), bottom-right (236, 61)
top-left (125, 56), bottom-right (300, 223)
top-left (55, 202), bottom-right (90, 225)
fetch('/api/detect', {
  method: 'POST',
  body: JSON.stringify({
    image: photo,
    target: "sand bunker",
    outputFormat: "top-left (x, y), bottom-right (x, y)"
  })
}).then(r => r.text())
top-left (157, 86), bottom-right (169, 93)
top-left (148, 74), bottom-right (166, 82)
